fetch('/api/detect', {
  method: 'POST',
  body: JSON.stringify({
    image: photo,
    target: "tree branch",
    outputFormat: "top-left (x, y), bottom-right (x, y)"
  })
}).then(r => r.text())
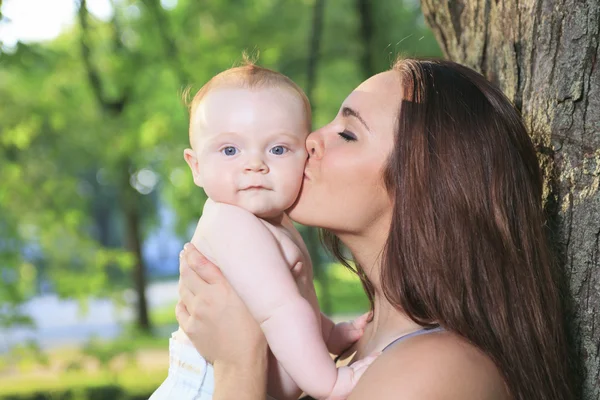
top-left (305, 0), bottom-right (325, 111)
top-left (356, 0), bottom-right (375, 78)
top-left (77, 0), bottom-right (129, 115)
top-left (141, 0), bottom-right (191, 86)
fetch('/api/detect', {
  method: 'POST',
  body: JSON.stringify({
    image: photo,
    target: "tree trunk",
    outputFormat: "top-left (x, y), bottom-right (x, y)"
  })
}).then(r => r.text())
top-left (121, 174), bottom-right (151, 333)
top-left (78, 0), bottom-right (151, 333)
top-left (420, 0), bottom-right (599, 397)
top-left (356, 0), bottom-right (376, 78)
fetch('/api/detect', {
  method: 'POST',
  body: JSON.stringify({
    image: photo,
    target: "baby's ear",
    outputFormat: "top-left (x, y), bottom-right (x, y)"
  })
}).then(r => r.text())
top-left (183, 149), bottom-right (203, 187)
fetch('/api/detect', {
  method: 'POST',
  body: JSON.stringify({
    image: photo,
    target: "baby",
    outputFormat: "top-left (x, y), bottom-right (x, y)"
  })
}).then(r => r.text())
top-left (150, 63), bottom-right (375, 400)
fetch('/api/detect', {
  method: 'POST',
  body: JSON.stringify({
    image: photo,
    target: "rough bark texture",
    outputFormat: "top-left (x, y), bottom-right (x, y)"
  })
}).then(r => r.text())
top-left (420, 0), bottom-right (599, 397)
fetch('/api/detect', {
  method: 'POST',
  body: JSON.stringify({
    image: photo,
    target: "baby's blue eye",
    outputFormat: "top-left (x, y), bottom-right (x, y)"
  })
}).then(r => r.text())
top-left (222, 146), bottom-right (238, 156)
top-left (270, 146), bottom-right (288, 155)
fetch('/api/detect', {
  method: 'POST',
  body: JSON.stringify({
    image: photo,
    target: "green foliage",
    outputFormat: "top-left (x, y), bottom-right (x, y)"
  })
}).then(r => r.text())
top-left (0, 0), bottom-right (440, 329)
top-left (151, 262), bottom-right (370, 326)
top-left (3, 340), bottom-right (50, 373)
top-left (315, 263), bottom-right (370, 315)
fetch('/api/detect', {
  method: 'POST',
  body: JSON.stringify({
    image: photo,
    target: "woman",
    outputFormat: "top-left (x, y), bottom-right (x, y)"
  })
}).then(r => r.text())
top-left (176, 58), bottom-right (576, 400)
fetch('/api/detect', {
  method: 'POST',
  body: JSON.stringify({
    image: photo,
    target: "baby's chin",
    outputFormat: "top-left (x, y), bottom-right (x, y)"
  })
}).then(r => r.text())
top-left (208, 193), bottom-right (296, 219)
top-left (244, 204), bottom-right (286, 219)
top-left (237, 197), bottom-right (296, 220)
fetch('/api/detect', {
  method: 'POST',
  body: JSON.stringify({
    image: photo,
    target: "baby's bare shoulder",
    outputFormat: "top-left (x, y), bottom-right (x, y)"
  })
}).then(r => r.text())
top-left (200, 200), bottom-right (261, 230)
top-left (260, 219), bottom-right (304, 267)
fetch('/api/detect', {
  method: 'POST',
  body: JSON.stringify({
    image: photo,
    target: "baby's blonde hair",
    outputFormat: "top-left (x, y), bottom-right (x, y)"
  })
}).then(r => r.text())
top-left (188, 60), bottom-right (312, 143)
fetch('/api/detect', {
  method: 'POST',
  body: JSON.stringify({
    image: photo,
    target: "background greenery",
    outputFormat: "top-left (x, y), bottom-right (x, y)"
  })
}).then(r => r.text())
top-left (0, 0), bottom-right (441, 398)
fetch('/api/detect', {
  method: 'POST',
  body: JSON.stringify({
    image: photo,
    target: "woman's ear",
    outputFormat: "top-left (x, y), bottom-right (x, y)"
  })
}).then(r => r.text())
top-left (184, 148), bottom-right (203, 187)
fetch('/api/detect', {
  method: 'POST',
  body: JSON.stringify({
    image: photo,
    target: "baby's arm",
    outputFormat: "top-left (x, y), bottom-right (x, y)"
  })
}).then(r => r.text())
top-left (195, 201), bottom-right (343, 399)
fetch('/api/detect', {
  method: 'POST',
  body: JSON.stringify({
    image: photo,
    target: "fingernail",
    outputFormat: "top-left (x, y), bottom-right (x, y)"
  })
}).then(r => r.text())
top-left (179, 250), bottom-right (184, 259)
top-left (183, 243), bottom-right (190, 251)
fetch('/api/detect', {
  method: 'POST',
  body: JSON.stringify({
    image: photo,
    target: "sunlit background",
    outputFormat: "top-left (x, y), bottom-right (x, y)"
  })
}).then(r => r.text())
top-left (0, 0), bottom-right (441, 398)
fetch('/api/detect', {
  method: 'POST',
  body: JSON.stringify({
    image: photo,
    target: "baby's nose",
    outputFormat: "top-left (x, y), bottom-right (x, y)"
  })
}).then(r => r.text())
top-left (245, 158), bottom-right (269, 173)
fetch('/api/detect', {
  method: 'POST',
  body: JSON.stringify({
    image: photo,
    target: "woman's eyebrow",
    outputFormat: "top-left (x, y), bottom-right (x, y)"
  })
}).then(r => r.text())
top-left (342, 106), bottom-right (371, 132)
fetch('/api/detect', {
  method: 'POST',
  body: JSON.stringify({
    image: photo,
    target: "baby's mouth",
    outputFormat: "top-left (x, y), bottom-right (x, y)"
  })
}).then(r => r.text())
top-left (241, 185), bottom-right (269, 191)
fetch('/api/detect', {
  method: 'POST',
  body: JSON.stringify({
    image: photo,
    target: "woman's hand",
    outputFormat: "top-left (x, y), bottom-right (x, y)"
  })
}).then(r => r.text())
top-left (175, 243), bottom-right (268, 399)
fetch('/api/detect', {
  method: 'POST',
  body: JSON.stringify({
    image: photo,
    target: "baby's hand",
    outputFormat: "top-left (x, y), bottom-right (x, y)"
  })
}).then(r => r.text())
top-left (326, 311), bottom-right (372, 356)
top-left (325, 352), bottom-right (381, 400)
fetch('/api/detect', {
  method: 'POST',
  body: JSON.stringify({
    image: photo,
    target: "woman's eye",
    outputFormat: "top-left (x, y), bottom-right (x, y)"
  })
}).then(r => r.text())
top-left (221, 146), bottom-right (239, 156)
top-left (270, 145), bottom-right (288, 155)
top-left (338, 131), bottom-right (357, 142)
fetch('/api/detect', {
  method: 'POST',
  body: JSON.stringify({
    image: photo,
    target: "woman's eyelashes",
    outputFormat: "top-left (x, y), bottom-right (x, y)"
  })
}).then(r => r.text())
top-left (338, 130), bottom-right (357, 142)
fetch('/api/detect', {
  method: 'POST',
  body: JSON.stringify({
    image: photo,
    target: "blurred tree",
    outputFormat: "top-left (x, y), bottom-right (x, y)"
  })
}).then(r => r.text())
top-left (0, 39), bottom-right (133, 327)
top-left (303, 0), bottom-right (332, 315)
top-left (356, 0), bottom-right (441, 79)
top-left (77, 0), bottom-right (153, 332)
top-left (0, 0), bottom-right (441, 334)
top-left (421, 0), bottom-right (598, 397)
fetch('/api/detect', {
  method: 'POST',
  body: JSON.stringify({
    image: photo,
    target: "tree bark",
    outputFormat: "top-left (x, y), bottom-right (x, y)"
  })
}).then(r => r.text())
top-left (420, 0), bottom-right (599, 397)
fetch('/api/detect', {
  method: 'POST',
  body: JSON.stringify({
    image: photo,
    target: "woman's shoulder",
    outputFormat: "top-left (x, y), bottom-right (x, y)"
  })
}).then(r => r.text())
top-left (348, 331), bottom-right (510, 400)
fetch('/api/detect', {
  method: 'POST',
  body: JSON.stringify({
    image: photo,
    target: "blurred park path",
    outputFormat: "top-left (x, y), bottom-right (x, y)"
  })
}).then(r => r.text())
top-left (0, 281), bottom-right (179, 353)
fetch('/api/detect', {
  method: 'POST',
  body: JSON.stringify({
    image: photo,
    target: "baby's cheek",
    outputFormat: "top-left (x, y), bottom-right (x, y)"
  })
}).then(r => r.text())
top-left (202, 173), bottom-right (236, 203)
top-left (281, 175), bottom-right (304, 205)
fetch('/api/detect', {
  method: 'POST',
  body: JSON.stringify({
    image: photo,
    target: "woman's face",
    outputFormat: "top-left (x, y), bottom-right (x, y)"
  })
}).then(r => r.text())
top-left (288, 71), bottom-right (402, 235)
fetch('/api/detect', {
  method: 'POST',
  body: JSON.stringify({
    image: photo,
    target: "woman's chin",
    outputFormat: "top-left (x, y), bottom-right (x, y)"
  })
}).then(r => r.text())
top-left (286, 198), bottom-right (309, 225)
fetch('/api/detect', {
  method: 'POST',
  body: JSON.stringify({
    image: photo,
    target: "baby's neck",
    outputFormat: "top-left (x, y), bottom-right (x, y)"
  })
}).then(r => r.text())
top-left (261, 212), bottom-right (286, 226)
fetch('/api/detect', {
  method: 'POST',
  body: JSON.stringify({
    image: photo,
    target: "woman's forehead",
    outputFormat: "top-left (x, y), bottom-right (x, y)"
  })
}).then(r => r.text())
top-left (342, 71), bottom-right (402, 120)
top-left (358, 70), bottom-right (402, 93)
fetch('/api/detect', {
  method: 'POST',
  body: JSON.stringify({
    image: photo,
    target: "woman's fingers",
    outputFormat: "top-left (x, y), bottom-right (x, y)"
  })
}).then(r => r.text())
top-left (179, 249), bottom-right (210, 297)
top-left (178, 283), bottom-right (197, 310)
top-left (175, 300), bottom-right (190, 327)
top-left (183, 243), bottom-right (225, 285)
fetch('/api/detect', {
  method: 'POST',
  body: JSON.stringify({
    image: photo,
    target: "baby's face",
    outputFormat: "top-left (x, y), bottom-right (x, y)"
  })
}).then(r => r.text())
top-left (186, 86), bottom-right (309, 218)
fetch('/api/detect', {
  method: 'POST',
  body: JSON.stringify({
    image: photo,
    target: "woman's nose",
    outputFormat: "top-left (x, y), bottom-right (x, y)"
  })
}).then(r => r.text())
top-left (306, 133), bottom-right (324, 160)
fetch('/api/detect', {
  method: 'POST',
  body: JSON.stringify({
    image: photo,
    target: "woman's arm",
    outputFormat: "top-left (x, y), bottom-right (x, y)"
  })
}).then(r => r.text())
top-left (213, 350), bottom-right (269, 400)
top-left (177, 244), bottom-right (269, 400)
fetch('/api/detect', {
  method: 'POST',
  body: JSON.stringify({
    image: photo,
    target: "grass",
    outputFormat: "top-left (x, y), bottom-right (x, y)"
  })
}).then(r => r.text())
top-left (0, 332), bottom-right (169, 399)
top-left (0, 367), bottom-right (166, 396)
top-left (0, 263), bottom-right (369, 399)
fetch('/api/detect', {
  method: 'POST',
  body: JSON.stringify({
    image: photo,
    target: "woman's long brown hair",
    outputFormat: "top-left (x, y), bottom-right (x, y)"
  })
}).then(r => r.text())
top-left (323, 59), bottom-right (575, 400)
